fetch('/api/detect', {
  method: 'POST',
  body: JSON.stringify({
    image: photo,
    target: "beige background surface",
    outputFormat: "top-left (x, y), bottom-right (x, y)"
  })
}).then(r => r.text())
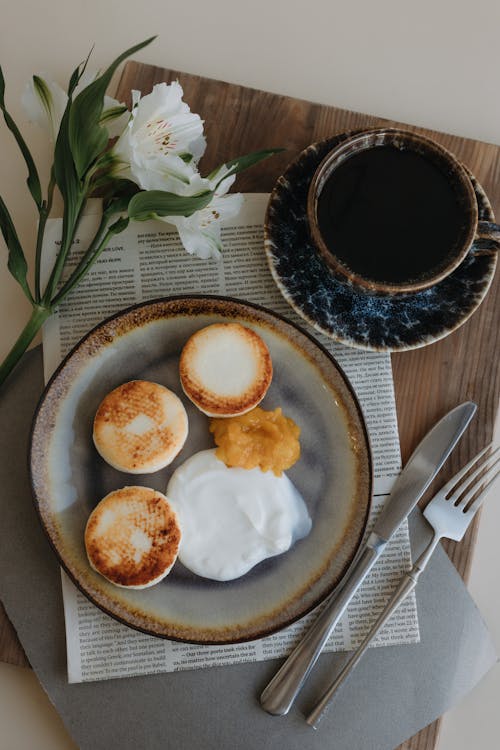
top-left (0, 1), bottom-right (499, 748)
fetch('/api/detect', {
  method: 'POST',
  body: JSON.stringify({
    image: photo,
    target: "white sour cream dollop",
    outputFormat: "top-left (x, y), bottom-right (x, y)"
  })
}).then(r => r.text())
top-left (166, 449), bottom-right (311, 581)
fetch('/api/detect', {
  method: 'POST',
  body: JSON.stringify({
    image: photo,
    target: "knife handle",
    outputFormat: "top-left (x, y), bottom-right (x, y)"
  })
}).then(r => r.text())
top-left (306, 571), bottom-right (418, 728)
top-left (260, 539), bottom-right (382, 716)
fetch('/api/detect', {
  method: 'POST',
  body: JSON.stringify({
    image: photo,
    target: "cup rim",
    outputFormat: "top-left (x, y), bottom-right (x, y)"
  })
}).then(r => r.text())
top-left (306, 127), bottom-right (478, 295)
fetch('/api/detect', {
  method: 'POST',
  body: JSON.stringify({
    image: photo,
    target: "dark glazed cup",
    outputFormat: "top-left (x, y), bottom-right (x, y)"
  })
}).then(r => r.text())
top-left (307, 128), bottom-right (500, 295)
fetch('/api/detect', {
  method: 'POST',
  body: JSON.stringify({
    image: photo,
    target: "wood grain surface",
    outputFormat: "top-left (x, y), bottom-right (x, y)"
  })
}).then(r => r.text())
top-left (1, 60), bottom-right (499, 749)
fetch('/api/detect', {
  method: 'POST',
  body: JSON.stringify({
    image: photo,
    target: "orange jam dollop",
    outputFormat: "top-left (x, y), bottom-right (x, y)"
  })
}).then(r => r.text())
top-left (209, 407), bottom-right (300, 477)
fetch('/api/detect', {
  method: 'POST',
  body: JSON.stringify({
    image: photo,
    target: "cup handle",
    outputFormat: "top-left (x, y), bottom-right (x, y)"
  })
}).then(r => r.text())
top-left (473, 221), bottom-right (500, 254)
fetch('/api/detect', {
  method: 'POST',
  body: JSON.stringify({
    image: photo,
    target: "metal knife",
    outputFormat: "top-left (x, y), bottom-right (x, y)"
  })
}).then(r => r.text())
top-left (259, 401), bottom-right (477, 716)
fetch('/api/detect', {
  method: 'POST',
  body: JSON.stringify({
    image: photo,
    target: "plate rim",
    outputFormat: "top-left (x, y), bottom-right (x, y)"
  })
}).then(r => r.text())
top-left (29, 293), bottom-right (373, 644)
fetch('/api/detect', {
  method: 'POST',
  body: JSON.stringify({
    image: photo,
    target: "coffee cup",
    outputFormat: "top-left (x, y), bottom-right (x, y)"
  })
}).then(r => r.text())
top-left (307, 128), bottom-right (500, 295)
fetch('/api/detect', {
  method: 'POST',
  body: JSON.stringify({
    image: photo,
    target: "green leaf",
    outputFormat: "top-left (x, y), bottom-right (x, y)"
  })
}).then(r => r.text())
top-left (211, 148), bottom-right (284, 188)
top-left (101, 179), bottom-right (140, 215)
top-left (128, 189), bottom-right (213, 221)
top-left (0, 195), bottom-right (33, 301)
top-left (0, 67), bottom-right (42, 207)
top-left (69, 37), bottom-right (156, 178)
top-left (68, 66), bottom-right (82, 97)
top-left (48, 94), bottom-right (86, 304)
top-left (67, 46), bottom-right (93, 96)
top-left (54, 97), bottom-right (80, 216)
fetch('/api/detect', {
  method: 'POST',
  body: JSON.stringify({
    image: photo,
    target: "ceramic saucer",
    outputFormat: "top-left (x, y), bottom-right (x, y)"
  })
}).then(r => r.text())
top-left (264, 134), bottom-right (498, 351)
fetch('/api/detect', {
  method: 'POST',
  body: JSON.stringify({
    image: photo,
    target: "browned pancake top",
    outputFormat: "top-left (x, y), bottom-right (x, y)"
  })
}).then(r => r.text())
top-left (93, 380), bottom-right (188, 472)
top-left (85, 486), bottom-right (181, 588)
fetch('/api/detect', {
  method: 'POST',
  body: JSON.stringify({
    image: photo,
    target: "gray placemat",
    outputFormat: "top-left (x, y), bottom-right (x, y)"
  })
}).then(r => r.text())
top-left (0, 346), bottom-right (496, 750)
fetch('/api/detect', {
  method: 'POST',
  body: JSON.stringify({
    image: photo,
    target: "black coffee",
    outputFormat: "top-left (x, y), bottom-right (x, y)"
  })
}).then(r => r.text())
top-left (316, 145), bottom-right (465, 284)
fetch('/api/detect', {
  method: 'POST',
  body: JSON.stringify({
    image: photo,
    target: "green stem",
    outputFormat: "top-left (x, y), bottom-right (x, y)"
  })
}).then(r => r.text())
top-left (0, 304), bottom-right (52, 388)
top-left (52, 222), bottom-right (115, 306)
top-left (42, 193), bottom-right (86, 304)
top-left (34, 168), bottom-right (56, 302)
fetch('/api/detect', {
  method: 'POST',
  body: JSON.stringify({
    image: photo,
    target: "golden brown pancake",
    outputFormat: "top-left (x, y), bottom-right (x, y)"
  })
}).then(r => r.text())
top-left (179, 323), bottom-right (273, 417)
top-left (93, 380), bottom-right (188, 473)
top-left (84, 486), bottom-right (181, 589)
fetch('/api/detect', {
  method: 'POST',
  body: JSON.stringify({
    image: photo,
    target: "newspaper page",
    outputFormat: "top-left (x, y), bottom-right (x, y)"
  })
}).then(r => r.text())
top-left (42, 194), bottom-right (419, 684)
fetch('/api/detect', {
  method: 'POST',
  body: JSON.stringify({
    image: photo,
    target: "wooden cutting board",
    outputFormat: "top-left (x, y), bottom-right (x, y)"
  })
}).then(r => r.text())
top-left (2, 60), bottom-right (499, 750)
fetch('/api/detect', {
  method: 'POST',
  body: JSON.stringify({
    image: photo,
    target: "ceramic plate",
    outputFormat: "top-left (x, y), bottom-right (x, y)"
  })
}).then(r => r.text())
top-left (264, 134), bottom-right (498, 351)
top-left (30, 296), bottom-right (372, 643)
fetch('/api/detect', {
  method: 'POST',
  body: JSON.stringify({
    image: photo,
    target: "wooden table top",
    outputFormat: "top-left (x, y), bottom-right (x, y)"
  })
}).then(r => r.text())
top-left (1, 60), bottom-right (498, 750)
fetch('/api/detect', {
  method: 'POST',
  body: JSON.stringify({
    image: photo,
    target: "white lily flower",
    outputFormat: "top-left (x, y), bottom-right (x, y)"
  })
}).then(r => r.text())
top-left (112, 81), bottom-right (206, 192)
top-left (22, 71), bottom-right (128, 141)
top-left (162, 171), bottom-right (244, 260)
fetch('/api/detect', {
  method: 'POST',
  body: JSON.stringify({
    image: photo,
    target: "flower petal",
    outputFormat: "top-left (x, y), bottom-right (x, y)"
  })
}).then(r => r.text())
top-left (22, 69), bottom-right (130, 143)
top-left (22, 75), bottom-right (67, 140)
top-left (127, 146), bottom-right (199, 190)
top-left (176, 223), bottom-right (223, 260)
top-left (161, 192), bottom-right (244, 259)
top-left (205, 192), bottom-right (244, 222)
top-left (102, 94), bottom-right (130, 138)
top-left (190, 134), bottom-right (207, 163)
top-left (131, 81), bottom-right (188, 131)
top-left (205, 164), bottom-right (237, 195)
top-left (111, 80), bottom-right (206, 191)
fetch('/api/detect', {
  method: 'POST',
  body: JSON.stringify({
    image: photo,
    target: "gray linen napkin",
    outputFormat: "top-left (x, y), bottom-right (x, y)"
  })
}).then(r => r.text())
top-left (0, 346), bottom-right (496, 750)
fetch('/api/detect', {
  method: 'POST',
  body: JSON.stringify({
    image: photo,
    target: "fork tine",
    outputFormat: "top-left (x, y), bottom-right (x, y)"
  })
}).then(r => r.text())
top-left (443, 443), bottom-right (495, 498)
top-left (462, 465), bottom-right (500, 515)
top-left (450, 446), bottom-right (500, 506)
top-left (450, 446), bottom-right (500, 512)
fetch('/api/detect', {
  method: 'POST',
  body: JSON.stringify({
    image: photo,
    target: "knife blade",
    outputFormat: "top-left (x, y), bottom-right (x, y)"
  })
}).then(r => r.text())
top-left (259, 401), bottom-right (477, 716)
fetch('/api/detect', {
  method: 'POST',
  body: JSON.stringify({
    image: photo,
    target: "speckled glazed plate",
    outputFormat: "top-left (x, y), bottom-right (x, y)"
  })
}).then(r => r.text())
top-left (264, 134), bottom-right (498, 351)
top-left (30, 296), bottom-right (372, 644)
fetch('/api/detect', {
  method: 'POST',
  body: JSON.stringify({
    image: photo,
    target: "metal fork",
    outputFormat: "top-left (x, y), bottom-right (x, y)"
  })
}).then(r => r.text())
top-left (306, 443), bottom-right (500, 729)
